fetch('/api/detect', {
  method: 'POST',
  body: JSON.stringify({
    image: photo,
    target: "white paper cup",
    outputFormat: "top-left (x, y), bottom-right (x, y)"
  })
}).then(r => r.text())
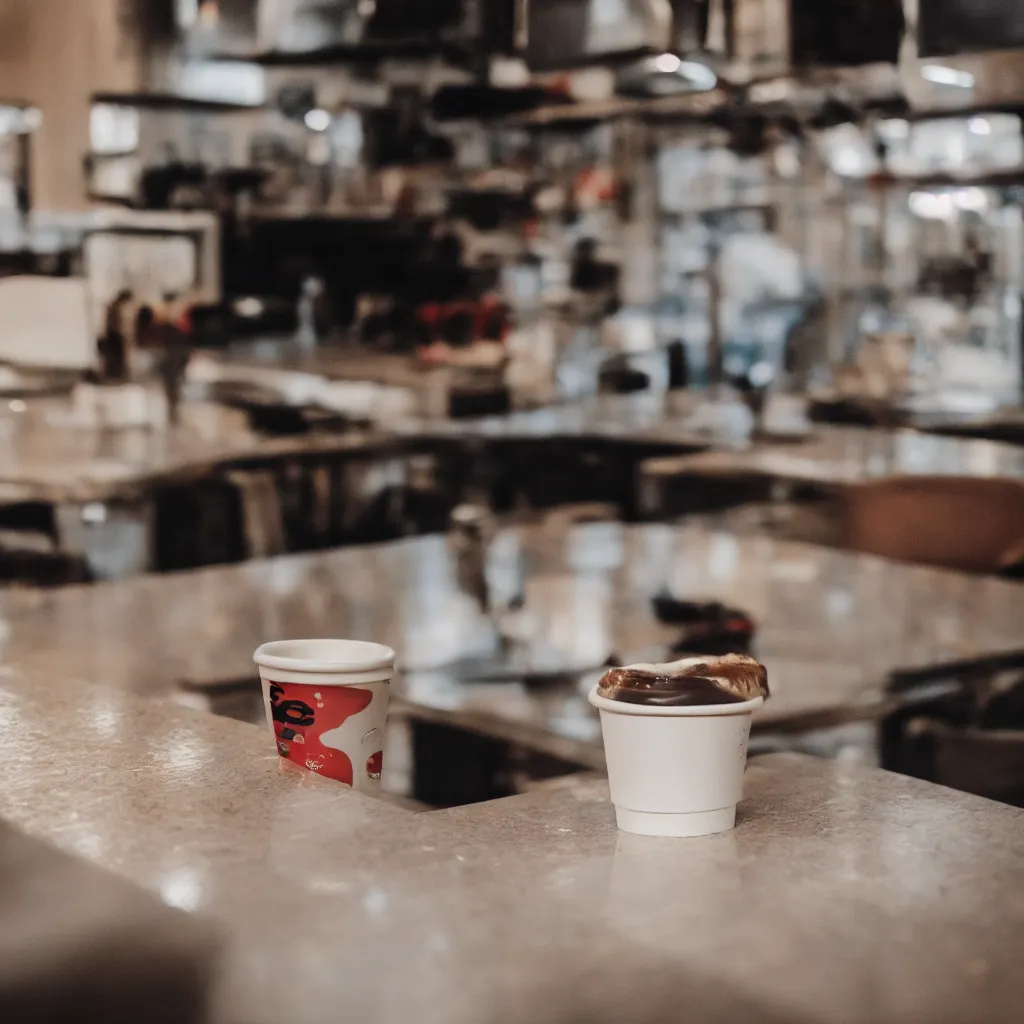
top-left (254, 639), bottom-right (396, 793)
top-left (589, 684), bottom-right (763, 837)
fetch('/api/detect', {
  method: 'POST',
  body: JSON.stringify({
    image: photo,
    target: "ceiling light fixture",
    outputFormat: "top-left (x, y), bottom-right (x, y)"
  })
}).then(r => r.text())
top-left (304, 108), bottom-right (331, 132)
top-left (653, 52), bottom-right (682, 74)
top-left (920, 65), bottom-right (975, 89)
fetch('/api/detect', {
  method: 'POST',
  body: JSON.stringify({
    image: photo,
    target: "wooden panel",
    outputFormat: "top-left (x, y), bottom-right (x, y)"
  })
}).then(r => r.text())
top-left (0, 0), bottom-right (143, 210)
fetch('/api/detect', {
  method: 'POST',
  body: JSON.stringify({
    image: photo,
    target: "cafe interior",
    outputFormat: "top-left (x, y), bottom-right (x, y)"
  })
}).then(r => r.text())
top-left (1, 1), bottom-right (1024, 1022)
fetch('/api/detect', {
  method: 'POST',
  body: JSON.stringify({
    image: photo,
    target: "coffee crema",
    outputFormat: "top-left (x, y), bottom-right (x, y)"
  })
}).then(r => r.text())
top-left (596, 653), bottom-right (769, 707)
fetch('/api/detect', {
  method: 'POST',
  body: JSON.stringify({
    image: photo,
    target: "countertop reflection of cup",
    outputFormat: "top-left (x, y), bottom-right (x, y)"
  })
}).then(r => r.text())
top-left (589, 685), bottom-right (762, 837)
top-left (606, 827), bottom-right (741, 928)
top-left (254, 639), bottom-right (396, 793)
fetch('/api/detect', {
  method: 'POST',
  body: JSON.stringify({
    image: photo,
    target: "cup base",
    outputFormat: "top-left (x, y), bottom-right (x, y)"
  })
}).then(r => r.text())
top-left (614, 804), bottom-right (736, 838)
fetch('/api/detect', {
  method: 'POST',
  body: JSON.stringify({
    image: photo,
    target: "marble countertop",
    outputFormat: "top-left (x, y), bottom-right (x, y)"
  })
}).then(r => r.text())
top-left (402, 393), bottom-right (1024, 486)
top-left (645, 422), bottom-right (1024, 487)
top-left (2, 667), bottom-right (1022, 1024)
top-left (0, 391), bottom-right (722, 505)
top-left (216, 340), bottom-right (447, 393)
top-left (2, 386), bottom-right (1022, 504)
top-left (2, 521), bottom-right (1021, 753)
top-left (0, 396), bottom-right (402, 504)
top-left (399, 391), bottom-right (772, 447)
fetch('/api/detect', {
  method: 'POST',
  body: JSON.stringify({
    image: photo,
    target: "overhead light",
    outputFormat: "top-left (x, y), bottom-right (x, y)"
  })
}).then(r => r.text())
top-left (954, 187), bottom-right (990, 213)
top-left (304, 108), bottom-right (331, 132)
top-left (909, 190), bottom-right (955, 220)
top-left (908, 188), bottom-right (989, 220)
top-left (968, 116), bottom-right (991, 135)
top-left (877, 118), bottom-right (910, 141)
top-left (920, 65), bottom-right (975, 89)
top-left (653, 52), bottom-right (682, 74)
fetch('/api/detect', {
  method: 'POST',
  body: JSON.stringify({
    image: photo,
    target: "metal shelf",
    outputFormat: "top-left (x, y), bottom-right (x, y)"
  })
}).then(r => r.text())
top-left (212, 38), bottom-right (468, 67)
top-left (90, 92), bottom-right (264, 114)
top-left (506, 88), bottom-right (728, 129)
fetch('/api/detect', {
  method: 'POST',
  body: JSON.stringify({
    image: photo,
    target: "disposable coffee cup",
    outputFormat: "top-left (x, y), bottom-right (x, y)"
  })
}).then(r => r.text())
top-left (254, 639), bottom-right (396, 792)
top-left (589, 684), bottom-right (763, 837)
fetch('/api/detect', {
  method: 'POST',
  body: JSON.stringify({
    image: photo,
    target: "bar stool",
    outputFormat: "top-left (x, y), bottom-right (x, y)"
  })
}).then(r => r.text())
top-left (841, 475), bottom-right (1024, 574)
top-left (903, 720), bottom-right (1024, 808)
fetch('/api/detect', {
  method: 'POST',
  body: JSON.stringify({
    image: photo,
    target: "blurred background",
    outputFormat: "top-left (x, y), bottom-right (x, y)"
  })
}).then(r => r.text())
top-left (2, 5), bottom-right (1024, 1019)
top-left (3, 1), bottom-right (1023, 410)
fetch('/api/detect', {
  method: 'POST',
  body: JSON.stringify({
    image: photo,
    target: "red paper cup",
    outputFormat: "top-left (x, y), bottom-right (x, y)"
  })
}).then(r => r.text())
top-left (253, 639), bottom-right (396, 792)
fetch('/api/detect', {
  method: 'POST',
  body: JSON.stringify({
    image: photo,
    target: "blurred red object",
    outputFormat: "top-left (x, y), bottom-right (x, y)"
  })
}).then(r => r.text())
top-left (416, 296), bottom-right (509, 346)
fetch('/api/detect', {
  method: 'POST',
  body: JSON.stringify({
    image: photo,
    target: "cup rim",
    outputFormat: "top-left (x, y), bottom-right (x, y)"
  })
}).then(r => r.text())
top-left (588, 684), bottom-right (764, 717)
top-left (254, 638), bottom-right (396, 675)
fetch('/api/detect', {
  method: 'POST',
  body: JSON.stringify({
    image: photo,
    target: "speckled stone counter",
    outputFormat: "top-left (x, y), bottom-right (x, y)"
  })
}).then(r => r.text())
top-left (0, 391), bottom-right (723, 504)
top-left (646, 421), bottom-right (1024, 486)
top-left (402, 393), bottom-right (1024, 482)
top-left (1, 669), bottom-right (1022, 1024)
top-left (2, 521), bottom-right (1021, 758)
top-left (5, 385), bottom-right (1022, 505)
top-left (398, 390), bottom-right (735, 445)
top-left (0, 396), bottom-right (404, 504)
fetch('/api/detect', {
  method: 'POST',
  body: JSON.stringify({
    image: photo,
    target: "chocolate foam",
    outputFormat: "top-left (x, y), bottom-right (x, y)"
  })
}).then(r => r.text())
top-left (596, 653), bottom-right (769, 707)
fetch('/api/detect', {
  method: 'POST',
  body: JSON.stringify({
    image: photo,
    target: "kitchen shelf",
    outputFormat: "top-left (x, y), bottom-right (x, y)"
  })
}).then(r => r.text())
top-left (90, 92), bottom-right (264, 114)
top-left (899, 101), bottom-right (1024, 125)
top-left (212, 37), bottom-right (469, 67)
top-left (507, 87), bottom-right (728, 129)
top-left (862, 169), bottom-right (1024, 190)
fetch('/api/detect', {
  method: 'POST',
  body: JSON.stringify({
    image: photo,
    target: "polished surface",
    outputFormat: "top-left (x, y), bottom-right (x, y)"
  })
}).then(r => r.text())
top-left (0, 392), bottom-right (396, 503)
top-left (656, 422), bottom-right (1024, 485)
top-left (4, 385), bottom-right (1022, 504)
top-left (403, 392), bottom-right (1024, 486)
top-left (2, 521), bottom-right (1021, 755)
top-left (1, 668), bottom-right (1022, 1024)
top-left (401, 390), bottom-right (772, 444)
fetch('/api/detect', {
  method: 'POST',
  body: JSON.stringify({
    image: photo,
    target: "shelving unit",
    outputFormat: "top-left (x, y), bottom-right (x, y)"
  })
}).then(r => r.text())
top-left (90, 92), bottom-right (264, 114)
top-left (211, 38), bottom-right (470, 68)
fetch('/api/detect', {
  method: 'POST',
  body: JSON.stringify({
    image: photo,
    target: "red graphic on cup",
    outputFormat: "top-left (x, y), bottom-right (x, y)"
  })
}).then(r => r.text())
top-left (269, 681), bottom-right (373, 786)
top-left (366, 750), bottom-right (383, 780)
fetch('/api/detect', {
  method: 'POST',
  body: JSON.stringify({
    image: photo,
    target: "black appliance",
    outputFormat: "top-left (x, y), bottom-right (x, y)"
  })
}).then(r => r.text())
top-left (523, 0), bottom-right (673, 71)
top-left (790, 0), bottom-right (905, 67)
top-left (919, 0), bottom-right (1024, 57)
